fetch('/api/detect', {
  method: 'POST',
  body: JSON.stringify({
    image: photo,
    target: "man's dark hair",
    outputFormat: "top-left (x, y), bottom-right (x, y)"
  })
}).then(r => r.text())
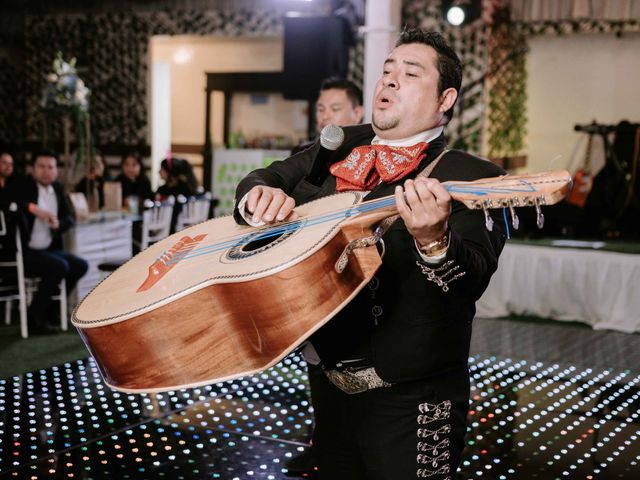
top-left (396, 29), bottom-right (463, 122)
top-left (31, 148), bottom-right (59, 166)
top-left (319, 77), bottom-right (363, 109)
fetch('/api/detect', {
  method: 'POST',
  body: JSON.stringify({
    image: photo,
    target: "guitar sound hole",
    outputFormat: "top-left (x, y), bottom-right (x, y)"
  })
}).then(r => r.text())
top-left (241, 232), bottom-right (284, 252)
top-left (226, 221), bottom-right (303, 261)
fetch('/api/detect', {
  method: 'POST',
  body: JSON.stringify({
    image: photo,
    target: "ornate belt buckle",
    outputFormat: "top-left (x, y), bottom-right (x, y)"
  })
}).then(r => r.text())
top-left (324, 367), bottom-right (392, 394)
top-left (324, 369), bottom-right (369, 394)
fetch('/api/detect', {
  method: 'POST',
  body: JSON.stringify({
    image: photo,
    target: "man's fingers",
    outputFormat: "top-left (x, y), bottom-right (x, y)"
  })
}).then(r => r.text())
top-left (246, 186), bottom-right (295, 224)
top-left (404, 179), bottom-right (437, 213)
top-left (263, 194), bottom-right (287, 222)
top-left (402, 180), bottom-right (421, 212)
top-left (394, 185), bottom-right (412, 218)
top-left (246, 186), bottom-right (266, 215)
top-left (413, 180), bottom-right (438, 210)
top-left (285, 210), bottom-right (299, 221)
top-left (414, 177), bottom-right (450, 207)
top-left (252, 193), bottom-right (274, 223)
top-left (246, 187), bottom-right (272, 222)
top-left (277, 197), bottom-right (297, 221)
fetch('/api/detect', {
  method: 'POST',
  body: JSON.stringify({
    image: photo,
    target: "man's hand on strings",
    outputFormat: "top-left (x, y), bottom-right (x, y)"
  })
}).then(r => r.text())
top-left (395, 177), bottom-right (451, 245)
top-left (246, 186), bottom-right (298, 224)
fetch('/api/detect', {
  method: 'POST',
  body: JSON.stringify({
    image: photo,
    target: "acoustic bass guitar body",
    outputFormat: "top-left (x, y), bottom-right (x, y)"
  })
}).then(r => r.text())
top-left (72, 170), bottom-right (572, 393)
top-left (73, 191), bottom-right (382, 392)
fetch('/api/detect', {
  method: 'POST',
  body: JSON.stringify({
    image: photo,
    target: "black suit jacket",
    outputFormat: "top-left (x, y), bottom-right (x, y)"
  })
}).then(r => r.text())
top-left (235, 124), bottom-right (506, 383)
top-left (17, 177), bottom-right (75, 251)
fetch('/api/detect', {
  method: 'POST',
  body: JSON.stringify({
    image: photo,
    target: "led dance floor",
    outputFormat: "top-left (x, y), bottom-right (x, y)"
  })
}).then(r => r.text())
top-left (1, 352), bottom-right (638, 479)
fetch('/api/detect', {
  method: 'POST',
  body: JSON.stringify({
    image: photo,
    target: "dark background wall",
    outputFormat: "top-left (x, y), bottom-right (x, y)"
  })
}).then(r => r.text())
top-left (0, 0), bottom-right (334, 154)
top-left (0, 0), bottom-right (488, 158)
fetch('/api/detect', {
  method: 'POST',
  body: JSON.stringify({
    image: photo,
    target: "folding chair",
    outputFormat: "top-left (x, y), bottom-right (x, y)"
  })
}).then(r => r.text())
top-left (0, 209), bottom-right (67, 338)
top-left (136, 197), bottom-right (175, 250)
top-left (98, 197), bottom-right (176, 277)
top-left (175, 192), bottom-right (213, 232)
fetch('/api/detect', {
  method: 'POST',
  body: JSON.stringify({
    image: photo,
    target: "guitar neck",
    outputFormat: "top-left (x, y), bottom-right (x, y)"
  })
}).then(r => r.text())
top-left (342, 169), bottom-right (572, 229)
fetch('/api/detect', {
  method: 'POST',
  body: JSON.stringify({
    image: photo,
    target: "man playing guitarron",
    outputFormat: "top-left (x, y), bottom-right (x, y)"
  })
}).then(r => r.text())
top-left (234, 29), bottom-right (506, 479)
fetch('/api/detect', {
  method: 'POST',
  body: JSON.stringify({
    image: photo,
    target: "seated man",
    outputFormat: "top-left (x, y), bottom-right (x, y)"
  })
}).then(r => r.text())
top-left (18, 150), bottom-right (88, 335)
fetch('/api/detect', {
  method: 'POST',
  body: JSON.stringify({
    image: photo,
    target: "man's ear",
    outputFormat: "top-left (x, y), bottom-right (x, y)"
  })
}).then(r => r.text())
top-left (439, 88), bottom-right (458, 114)
top-left (354, 105), bottom-right (364, 124)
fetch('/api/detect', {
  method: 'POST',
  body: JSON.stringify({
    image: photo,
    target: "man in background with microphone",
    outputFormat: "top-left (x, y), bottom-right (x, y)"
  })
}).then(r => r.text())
top-left (292, 76), bottom-right (364, 156)
top-left (234, 29), bottom-right (506, 479)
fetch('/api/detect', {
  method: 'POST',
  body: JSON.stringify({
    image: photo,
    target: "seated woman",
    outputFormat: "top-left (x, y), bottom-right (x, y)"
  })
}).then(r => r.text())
top-left (74, 154), bottom-right (108, 211)
top-left (155, 157), bottom-right (200, 233)
top-left (114, 151), bottom-right (153, 213)
top-left (155, 157), bottom-right (199, 201)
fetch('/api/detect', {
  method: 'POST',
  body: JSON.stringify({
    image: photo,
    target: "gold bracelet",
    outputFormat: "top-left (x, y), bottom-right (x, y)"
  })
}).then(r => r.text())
top-left (416, 229), bottom-right (450, 257)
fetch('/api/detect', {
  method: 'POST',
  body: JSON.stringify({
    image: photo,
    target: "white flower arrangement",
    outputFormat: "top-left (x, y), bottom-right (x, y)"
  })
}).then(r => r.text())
top-left (41, 52), bottom-right (90, 113)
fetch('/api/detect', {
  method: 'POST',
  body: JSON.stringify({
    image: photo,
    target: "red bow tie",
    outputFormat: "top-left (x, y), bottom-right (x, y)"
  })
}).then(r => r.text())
top-left (330, 142), bottom-right (429, 192)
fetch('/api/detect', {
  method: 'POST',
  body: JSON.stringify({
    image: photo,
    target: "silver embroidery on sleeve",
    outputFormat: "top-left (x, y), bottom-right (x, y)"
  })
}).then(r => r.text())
top-left (416, 260), bottom-right (466, 292)
top-left (417, 400), bottom-right (452, 479)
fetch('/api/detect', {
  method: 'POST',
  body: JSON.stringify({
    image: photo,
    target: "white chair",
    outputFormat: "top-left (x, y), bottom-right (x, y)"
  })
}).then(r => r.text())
top-left (136, 197), bottom-right (175, 251)
top-left (0, 209), bottom-right (67, 338)
top-left (0, 209), bottom-right (25, 330)
top-left (98, 198), bottom-right (175, 277)
top-left (175, 193), bottom-right (212, 232)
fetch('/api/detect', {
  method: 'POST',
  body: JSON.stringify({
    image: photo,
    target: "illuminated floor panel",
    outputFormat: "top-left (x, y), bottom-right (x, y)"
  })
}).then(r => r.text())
top-left (1, 349), bottom-right (639, 478)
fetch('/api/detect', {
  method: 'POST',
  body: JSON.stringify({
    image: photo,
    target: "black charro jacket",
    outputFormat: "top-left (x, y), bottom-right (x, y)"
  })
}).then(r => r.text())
top-left (17, 177), bottom-right (75, 251)
top-left (234, 124), bottom-right (506, 383)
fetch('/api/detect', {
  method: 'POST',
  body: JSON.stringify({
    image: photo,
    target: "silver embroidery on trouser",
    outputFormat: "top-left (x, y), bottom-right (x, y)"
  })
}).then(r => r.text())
top-left (417, 451), bottom-right (451, 468)
top-left (415, 260), bottom-right (466, 292)
top-left (418, 399), bottom-right (451, 420)
top-left (417, 438), bottom-right (451, 456)
top-left (417, 424), bottom-right (451, 442)
top-left (323, 367), bottom-right (392, 394)
top-left (417, 465), bottom-right (451, 479)
top-left (417, 400), bottom-right (452, 478)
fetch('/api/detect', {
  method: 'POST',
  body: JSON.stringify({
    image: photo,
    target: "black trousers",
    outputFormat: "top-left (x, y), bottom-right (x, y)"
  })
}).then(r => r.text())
top-left (307, 362), bottom-right (331, 448)
top-left (314, 368), bottom-right (470, 480)
top-left (23, 248), bottom-right (88, 322)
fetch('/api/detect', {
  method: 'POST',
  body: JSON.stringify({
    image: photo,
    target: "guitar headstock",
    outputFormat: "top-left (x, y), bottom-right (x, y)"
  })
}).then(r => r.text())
top-left (445, 170), bottom-right (572, 209)
top-left (444, 170), bottom-right (573, 230)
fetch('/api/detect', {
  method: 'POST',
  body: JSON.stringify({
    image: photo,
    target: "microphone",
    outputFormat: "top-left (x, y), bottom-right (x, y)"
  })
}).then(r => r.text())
top-left (320, 124), bottom-right (345, 150)
top-left (308, 124), bottom-right (345, 185)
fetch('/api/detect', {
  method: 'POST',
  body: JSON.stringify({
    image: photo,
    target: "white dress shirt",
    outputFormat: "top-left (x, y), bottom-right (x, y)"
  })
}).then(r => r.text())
top-left (29, 183), bottom-right (58, 250)
top-left (370, 126), bottom-right (443, 147)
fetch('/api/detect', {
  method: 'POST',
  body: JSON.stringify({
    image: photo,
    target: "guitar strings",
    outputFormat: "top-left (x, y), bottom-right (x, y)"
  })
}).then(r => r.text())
top-left (169, 183), bottom-right (498, 264)
top-left (170, 195), bottom-right (399, 264)
top-left (163, 175), bottom-right (557, 264)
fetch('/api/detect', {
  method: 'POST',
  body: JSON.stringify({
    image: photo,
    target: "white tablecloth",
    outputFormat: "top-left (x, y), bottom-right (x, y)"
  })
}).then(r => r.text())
top-left (65, 217), bottom-right (133, 305)
top-left (476, 243), bottom-right (640, 333)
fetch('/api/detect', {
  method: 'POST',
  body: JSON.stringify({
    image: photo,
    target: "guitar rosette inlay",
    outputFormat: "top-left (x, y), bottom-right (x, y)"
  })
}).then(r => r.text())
top-left (226, 221), bottom-right (303, 261)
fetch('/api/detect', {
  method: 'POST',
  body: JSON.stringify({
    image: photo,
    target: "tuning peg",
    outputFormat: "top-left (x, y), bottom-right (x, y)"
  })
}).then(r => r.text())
top-left (508, 202), bottom-right (520, 230)
top-left (482, 205), bottom-right (494, 231)
top-left (535, 198), bottom-right (545, 228)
